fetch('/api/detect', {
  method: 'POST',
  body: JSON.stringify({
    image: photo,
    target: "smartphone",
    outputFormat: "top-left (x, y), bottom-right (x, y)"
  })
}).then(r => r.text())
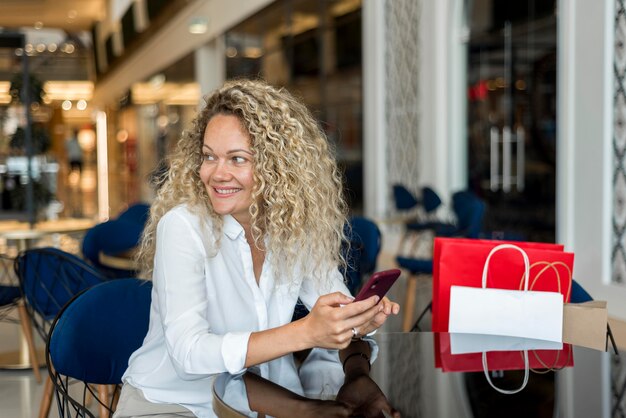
top-left (353, 269), bottom-right (401, 303)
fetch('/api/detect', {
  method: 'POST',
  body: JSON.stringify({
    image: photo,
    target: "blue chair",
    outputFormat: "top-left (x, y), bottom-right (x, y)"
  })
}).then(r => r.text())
top-left (393, 184), bottom-right (420, 211)
top-left (81, 219), bottom-right (143, 278)
top-left (0, 253), bottom-right (42, 383)
top-left (569, 280), bottom-right (617, 355)
top-left (346, 216), bottom-right (382, 292)
top-left (15, 247), bottom-right (109, 418)
top-left (418, 190), bottom-right (485, 239)
top-left (393, 184), bottom-right (443, 220)
top-left (397, 186), bottom-right (450, 257)
top-left (116, 202), bottom-right (150, 226)
top-left (292, 216), bottom-right (382, 322)
top-left (397, 190), bottom-right (486, 331)
top-left (46, 278), bottom-right (152, 418)
top-left (81, 203), bottom-right (149, 278)
top-left (15, 247), bottom-right (107, 340)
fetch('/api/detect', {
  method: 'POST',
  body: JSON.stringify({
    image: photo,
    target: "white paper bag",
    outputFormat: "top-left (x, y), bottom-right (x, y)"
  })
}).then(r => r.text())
top-left (449, 333), bottom-right (563, 355)
top-left (448, 243), bottom-right (564, 343)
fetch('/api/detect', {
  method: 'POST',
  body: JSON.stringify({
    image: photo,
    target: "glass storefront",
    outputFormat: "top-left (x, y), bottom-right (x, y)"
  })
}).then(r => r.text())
top-left (465, 0), bottom-right (557, 242)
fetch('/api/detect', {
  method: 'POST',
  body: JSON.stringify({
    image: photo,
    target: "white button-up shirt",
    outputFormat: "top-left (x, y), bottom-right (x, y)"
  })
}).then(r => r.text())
top-left (122, 204), bottom-right (351, 417)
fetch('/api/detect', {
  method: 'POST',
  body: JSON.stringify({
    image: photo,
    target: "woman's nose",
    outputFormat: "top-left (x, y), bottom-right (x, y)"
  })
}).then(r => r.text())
top-left (212, 160), bottom-right (231, 180)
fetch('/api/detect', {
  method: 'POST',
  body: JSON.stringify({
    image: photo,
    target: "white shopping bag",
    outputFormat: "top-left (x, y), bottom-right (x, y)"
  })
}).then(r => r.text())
top-left (448, 243), bottom-right (564, 343)
top-left (449, 333), bottom-right (563, 355)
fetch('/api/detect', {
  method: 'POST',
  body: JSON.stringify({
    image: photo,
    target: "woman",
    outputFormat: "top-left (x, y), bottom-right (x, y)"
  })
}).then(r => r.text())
top-left (115, 79), bottom-right (400, 418)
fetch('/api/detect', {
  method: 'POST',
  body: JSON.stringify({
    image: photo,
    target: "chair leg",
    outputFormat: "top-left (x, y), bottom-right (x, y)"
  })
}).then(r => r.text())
top-left (396, 231), bottom-right (410, 257)
top-left (38, 375), bottom-right (54, 418)
top-left (98, 385), bottom-right (109, 418)
top-left (110, 384), bottom-right (121, 413)
top-left (17, 300), bottom-right (41, 384)
top-left (403, 274), bottom-right (418, 332)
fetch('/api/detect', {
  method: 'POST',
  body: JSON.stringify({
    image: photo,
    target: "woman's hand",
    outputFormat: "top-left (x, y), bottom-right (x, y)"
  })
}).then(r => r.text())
top-left (355, 296), bottom-right (400, 337)
top-left (336, 374), bottom-right (401, 418)
top-left (300, 292), bottom-right (383, 349)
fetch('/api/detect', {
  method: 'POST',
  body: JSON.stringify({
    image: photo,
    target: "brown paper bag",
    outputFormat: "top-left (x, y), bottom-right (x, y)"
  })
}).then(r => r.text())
top-left (562, 301), bottom-right (608, 351)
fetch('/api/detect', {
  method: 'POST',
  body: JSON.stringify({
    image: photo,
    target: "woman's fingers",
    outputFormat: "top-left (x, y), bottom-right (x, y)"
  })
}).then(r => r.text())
top-left (306, 293), bottom-right (400, 349)
top-left (317, 291), bottom-right (356, 307)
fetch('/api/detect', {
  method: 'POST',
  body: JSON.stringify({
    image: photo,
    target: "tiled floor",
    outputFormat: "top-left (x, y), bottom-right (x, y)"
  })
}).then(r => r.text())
top-left (0, 321), bottom-right (56, 418)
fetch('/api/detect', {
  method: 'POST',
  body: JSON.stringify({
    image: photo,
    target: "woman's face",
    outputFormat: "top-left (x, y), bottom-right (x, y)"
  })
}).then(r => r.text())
top-left (200, 114), bottom-right (255, 227)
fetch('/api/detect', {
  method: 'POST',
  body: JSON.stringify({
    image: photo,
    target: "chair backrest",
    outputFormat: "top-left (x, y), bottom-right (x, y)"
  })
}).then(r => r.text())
top-left (47, 278), bottom-right (152, 417)
top-left (343, 216), bottom-right (382, 293)
top-left (570, 280), bottom-right (593, 303)
top-left (0, 253), bottom-right (21, 316)
top-left (81, 218), bottom-right (143, 278)
top-left (116, 202), bottom-right (150, 226)
top-left (452, 190), bottom-right (486, 239)
top-left (393, 184), bottom-right (420, 211)
top-left (15, 247), bottom-right (106, 340)
top-left (349, 216), bottom-right (382, 276)
top-left (422, 186), bottom-right (442, 214)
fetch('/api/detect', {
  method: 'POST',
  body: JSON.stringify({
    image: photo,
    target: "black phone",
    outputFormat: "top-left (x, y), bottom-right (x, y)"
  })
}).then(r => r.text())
top-left (353, 269), bottom-right (401, 302)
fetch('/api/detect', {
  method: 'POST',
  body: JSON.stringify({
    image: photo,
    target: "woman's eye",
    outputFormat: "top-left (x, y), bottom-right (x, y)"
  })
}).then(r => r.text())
top-left (232, 156), bottom-right (247, 164)
top-left (203, 154), bottom-right (215, 161)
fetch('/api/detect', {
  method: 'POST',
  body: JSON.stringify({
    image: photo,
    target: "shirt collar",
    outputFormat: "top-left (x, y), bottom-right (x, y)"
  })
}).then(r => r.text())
top-left (223, 215), bottom-right (245, 240)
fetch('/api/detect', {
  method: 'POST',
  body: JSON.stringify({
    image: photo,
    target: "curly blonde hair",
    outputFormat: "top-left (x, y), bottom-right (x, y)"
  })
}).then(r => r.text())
top-left (137, 79), bottom-right (348, 287)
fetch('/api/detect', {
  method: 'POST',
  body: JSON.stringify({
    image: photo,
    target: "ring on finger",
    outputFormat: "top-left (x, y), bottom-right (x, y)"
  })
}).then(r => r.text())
top-left (351, 327), bottom-right (358, 338)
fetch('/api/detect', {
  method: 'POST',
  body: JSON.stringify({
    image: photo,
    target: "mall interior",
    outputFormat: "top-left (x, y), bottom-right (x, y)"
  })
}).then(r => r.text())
top-left (0, 0), bottom-right (624, 417)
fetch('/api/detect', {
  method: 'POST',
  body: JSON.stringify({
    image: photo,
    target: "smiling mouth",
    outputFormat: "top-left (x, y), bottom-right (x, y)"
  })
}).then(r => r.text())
top-left (213, 187), bottom-right (241, 195)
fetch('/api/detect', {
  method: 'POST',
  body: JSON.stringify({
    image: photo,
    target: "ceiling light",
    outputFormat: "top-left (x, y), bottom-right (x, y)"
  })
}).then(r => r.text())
top-left (36, 43), bottom-right (46, 53)
top-left (116, 130), bottom-right (128, 143)
top-left (48, 43), bottom-right (57, 52)
top-left (226, 47), bottom-right (237, 58)
top-left (62, 100), bottom-right (72, 110)
top-left (149, 74), bottom-right (166, 89)
top-left (44, 81), bottom-right (93, 101)
top-left (34, 21), bottom-right (43, 30)
top-left (77, 99), bottom-right (87, 110)
top-left (188, 17), bottom-right (208, 34)
top-left (243, 47), bottom-right (262, 59)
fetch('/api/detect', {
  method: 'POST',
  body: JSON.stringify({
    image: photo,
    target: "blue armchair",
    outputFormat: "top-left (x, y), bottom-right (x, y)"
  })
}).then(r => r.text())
top-left (15, 247), bottom-right (110, 418)
top-left (81, 202), bottom-right (150, 278)
top-left (46, 278), bottom-right (152, 417)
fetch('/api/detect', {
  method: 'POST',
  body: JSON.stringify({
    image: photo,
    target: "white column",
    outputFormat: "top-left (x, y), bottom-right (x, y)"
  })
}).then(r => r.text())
top-left (557, 0), bottom-right (613, 416)
top-left (362, 0), bottom-right (387, 219)
top-left (194, 36), bottom-right (226, 106)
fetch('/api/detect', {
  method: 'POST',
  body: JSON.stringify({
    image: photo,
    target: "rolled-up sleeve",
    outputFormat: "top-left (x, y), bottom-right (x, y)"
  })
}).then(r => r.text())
top-left (298, 268), bottom-right (351, 311)
top-left (154, 211), bottom-right (249, 378)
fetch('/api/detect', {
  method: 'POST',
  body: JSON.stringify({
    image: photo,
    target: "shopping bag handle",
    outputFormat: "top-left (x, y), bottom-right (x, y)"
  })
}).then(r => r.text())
top-left (482, 244), bottom-right (530, 291)
top-left (481, 244), bottom-right (531, 394)
top-left (482, 350), bottom-right (530, 395)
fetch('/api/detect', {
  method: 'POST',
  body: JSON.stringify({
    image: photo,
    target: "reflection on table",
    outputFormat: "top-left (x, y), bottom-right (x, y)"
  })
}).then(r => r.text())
top-left (212, 332), bottom-right (609, 418)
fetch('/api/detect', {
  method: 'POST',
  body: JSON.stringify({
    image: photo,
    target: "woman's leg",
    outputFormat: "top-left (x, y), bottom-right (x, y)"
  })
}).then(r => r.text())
top-left (113, 383), bottom-right (196, 418)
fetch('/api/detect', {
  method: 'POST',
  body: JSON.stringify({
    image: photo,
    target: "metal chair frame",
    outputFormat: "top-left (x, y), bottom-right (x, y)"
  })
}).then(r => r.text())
top-left (46, 278), bottom-right (152, 418)
top-left (14, 247), bottom-right (108, 418)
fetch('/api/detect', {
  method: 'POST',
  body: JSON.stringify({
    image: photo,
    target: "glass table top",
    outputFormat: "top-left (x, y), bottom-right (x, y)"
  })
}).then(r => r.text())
top-left (212, 332), bottom-right (610, 418)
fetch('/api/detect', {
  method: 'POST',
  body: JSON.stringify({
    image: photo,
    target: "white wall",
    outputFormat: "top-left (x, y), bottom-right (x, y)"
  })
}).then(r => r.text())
top-left (558, 0), bottom-right (620, 318)
top-left (418, 0), bottom-right (467, 205)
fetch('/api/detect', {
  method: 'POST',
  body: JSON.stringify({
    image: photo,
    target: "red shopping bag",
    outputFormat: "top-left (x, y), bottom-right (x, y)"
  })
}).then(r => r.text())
top-left (432, 238), bottom-right (574, 332)
top-left (434, 332), bottom-right (574, 373)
